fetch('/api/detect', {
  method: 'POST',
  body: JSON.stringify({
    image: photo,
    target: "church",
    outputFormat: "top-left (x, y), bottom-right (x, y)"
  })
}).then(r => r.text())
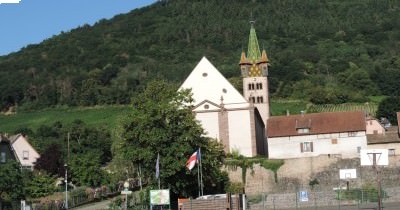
top-left (179, 23), bottom-right (269, 157)
top-left (180, 24), bottom-right (367, 158)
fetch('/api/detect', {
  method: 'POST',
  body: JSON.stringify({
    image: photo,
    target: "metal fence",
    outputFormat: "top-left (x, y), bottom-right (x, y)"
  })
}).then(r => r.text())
top-left (23, 185), bottom-right (121, 210)
top-left (248, 187), bottom-right (400, 210)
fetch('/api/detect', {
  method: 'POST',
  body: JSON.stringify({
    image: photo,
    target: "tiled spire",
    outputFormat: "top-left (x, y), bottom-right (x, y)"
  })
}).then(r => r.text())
top-left (247, 21), bottom-right (261, 63)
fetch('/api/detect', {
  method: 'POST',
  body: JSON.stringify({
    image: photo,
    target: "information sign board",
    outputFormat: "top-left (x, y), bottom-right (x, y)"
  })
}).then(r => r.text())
top-left (150, 189), bottom-right (170, 205)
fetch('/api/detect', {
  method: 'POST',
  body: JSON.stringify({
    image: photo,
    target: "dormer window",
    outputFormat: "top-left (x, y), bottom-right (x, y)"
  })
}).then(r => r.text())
top-left (297, 128), bottom-right (310, 134)
top-left (295, 118), bottom-right (311, 134)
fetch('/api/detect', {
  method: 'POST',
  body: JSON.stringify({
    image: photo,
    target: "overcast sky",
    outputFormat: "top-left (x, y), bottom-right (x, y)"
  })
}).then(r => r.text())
top-left (0, 0), bottom-right (156, 56)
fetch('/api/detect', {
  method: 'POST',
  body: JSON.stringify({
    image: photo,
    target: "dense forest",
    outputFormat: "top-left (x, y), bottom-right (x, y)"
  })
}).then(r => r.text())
top-left (1, 0), bottom-right (400, 111)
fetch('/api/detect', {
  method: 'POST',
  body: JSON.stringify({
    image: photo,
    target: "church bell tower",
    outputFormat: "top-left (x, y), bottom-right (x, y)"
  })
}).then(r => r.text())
top-left (240, 22), bottom-right (270, 125)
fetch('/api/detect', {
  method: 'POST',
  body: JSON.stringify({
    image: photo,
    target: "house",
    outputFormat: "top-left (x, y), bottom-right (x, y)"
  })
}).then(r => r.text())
top-left (267, 111), bottom-right (367, 159)
top-left (367, 112), bottom-right (400, 156)
top-left (8, 134), bottom-right (40, 170)
top-left (179, 57), bottom-right (266, 157)
top-left (366, 116), bottom-right (386, 135)
top-left (0, 135), bottom-right (16, 164)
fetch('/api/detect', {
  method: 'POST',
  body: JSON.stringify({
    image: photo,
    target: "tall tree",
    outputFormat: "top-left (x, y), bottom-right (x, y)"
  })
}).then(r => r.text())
top-left (24, 171), bottom-right (57, 199)
top-left (0, 161), bottom-right (24, 208)
top-left (112, 80), bottom-right (228, 198)
top-left (376, 96), bottom-right (400, 125)
top-left (35, 144), bottom-right (65, 177)
top-left (69, 153), bottom-right (109, 187)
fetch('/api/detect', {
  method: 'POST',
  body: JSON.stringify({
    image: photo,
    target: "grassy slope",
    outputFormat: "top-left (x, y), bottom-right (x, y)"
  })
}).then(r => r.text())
top-left (270, 99), bottom-right (308, 116)
top-left (0, 96), bottom-right (383, 134)
top-left (0, 106), bottom-right (131, 133)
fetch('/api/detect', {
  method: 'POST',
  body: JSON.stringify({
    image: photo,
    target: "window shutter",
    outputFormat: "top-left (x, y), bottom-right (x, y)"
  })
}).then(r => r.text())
top-left (300, 143), bottom-right (304, 153)
top-left (311, 142), bottom-right (314, 152)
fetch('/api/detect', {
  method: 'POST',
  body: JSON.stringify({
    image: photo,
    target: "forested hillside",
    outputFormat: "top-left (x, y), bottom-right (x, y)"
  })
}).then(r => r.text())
top-left (1, 0), bottom-right (400, 111)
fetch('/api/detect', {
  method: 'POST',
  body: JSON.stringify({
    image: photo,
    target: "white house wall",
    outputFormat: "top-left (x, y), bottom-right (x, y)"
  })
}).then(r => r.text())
top-left (366, 119), bottom-right (385, 135)
top-left (228, 110), bottom-right (253, 157)
top-left (268, 131), bottom-right (367, 159)
top-left (368, 143), bottom-right (400, 156)
top-left (179, 57), bottom-right (248, 109)
top-left (196, 112), bottom-right (220, 140)
top-left (12, 136), bottom-right (40, 168)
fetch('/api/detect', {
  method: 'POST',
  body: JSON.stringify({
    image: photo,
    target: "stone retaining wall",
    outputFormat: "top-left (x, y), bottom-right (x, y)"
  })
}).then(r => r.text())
top-left (226, 155), bottom-right (400, 194)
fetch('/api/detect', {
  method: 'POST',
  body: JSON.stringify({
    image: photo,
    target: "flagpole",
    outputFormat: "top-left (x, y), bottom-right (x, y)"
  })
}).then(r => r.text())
top-left (197, 155), bottom-right (201, 198)
top-left (156, 153), bottom-right (161, 190)
top-left (199, 148), bottom-right (204, 196)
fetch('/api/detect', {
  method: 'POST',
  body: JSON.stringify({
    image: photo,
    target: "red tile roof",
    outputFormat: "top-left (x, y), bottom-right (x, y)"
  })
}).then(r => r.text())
top-left (267, 111), bottom-right (366, 137)
top-left (367, 126), bottom-right (400, 144)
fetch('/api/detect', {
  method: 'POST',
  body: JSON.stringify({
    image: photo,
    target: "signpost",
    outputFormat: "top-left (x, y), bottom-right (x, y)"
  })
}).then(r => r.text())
top-left (150, 189), bottom-right (170, 209)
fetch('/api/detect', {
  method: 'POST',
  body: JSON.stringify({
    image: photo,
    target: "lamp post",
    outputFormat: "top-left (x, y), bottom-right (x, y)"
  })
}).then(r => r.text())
top-left (64, 164), bottom-right (68, 210)
top-left (124, 181), bottom-right (129, 210)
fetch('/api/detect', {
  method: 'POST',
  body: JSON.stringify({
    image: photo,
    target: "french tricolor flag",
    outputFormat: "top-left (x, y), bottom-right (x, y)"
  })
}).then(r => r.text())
top-left (186, 149), bottom-right (200, 170)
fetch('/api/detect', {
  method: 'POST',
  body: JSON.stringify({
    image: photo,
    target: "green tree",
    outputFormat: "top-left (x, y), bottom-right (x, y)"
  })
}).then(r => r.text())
top-left (0, 161), bottom-right (24, 207)
top-left (35, 144), bottom-right (65, 177)
top-left (69, 152), bottom-right (110, 187)
top-left (25, 171), bottom-right (57, 198)
top-left (376, 96), bottom-right (400, 125)
top-left (112, 80), bottom-right (228, 198)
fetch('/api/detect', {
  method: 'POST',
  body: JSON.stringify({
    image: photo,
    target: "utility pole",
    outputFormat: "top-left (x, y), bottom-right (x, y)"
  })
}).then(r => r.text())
top-left (65, 132), bottom-right (70, 210)
top-left (65, 163), bottom-right (68, 210)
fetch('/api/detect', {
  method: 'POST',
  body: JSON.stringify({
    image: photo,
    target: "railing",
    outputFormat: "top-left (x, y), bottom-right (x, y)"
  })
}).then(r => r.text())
top-left (248, 187), bottom-right (400, 210)
top-left (25, 184), bottom-right (121, 210)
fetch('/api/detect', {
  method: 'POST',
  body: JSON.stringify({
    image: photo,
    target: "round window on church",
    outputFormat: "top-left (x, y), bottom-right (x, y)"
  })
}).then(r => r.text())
top-left (222, 88), bottom-right (227, 93)
top-left (202, 72), bottom-right (208, 77)
top-left (204, 104), bottom-right (209, 109)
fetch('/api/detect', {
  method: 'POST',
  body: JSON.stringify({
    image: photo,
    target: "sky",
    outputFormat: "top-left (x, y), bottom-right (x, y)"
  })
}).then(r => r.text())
top-left (0, 0), bottom-right (157, 56)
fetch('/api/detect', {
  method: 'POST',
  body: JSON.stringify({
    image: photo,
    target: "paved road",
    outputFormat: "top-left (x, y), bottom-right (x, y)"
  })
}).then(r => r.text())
top-left (72, 199), bottom-right (112, 210)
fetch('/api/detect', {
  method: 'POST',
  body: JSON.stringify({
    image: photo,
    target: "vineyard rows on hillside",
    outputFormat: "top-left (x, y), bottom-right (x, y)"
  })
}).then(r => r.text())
top-left (307, 103), bottom-right (378, 116)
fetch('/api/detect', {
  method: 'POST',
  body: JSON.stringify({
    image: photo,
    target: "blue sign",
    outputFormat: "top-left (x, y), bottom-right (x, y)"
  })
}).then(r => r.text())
top-left (299, 191), bottom-right (309, 202)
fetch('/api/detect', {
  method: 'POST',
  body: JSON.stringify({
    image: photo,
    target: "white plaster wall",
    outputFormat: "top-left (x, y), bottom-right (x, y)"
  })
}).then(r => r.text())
top-left (179, 57), bottom-right (248, 108)
top-left (228, 110), bottom-right (253, 157)
top-left (368, 143), bottom-right (400, 155)
top-left (196, 112), bottom-right (220, 141)
top-left (243, 77), bottom-right (269, 124)
top-left (12, 136), bottom-right (40, 167)
top-left (268, 132), bottom-right (367, 159)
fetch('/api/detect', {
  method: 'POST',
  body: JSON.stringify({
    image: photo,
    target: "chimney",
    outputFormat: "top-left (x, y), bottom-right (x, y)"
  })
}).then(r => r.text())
top-left (286, 109), bottom-right (290, 116)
